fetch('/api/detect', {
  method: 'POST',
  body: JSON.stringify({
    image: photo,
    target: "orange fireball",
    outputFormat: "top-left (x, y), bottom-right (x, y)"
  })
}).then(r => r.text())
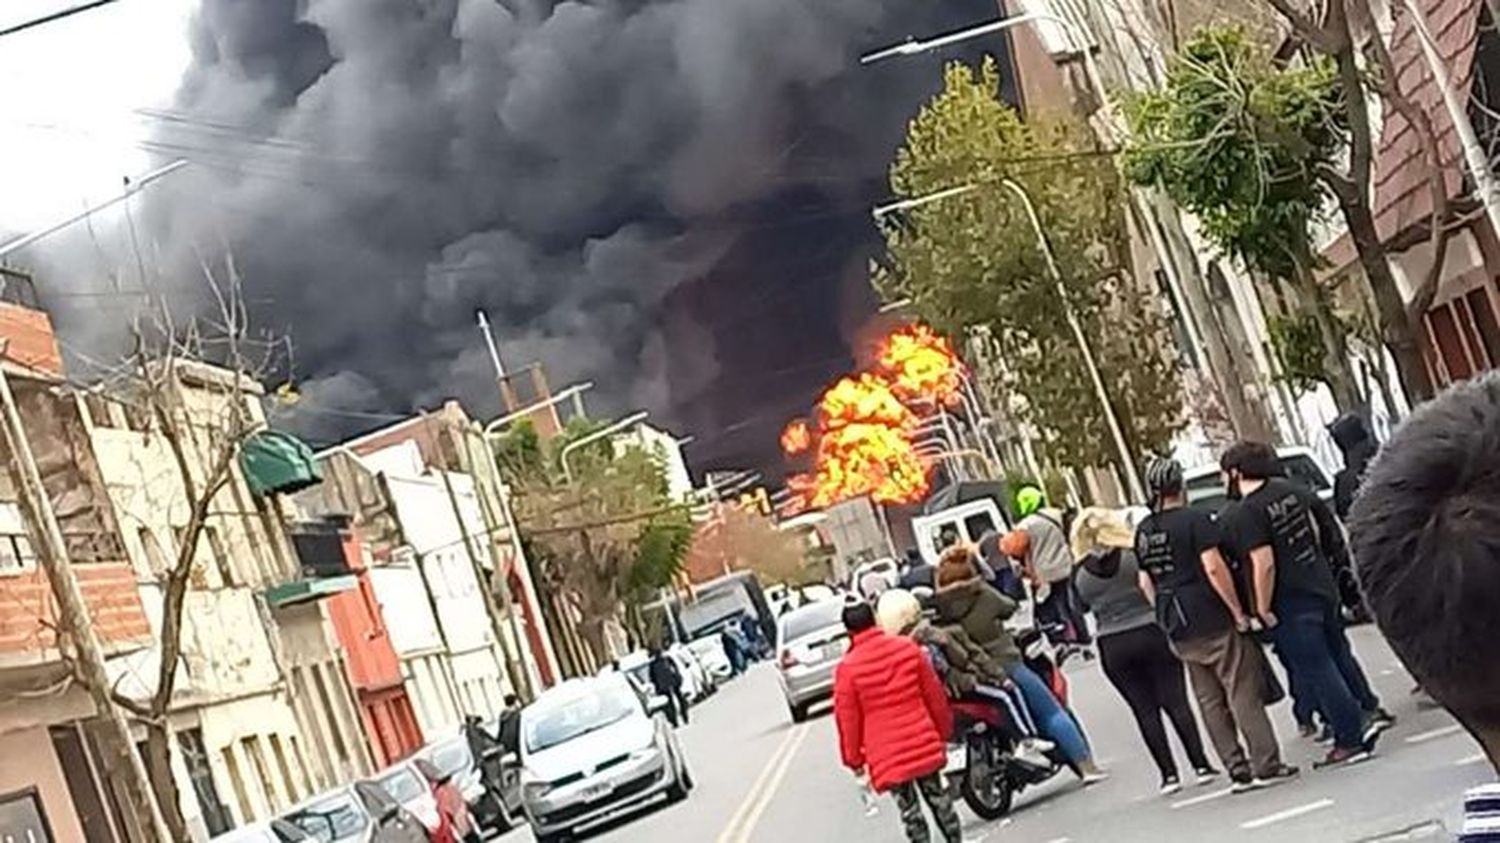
top-left (878, 324), bottom-right (966, 408)
top-left (780, 419), bottom-right (812, 455)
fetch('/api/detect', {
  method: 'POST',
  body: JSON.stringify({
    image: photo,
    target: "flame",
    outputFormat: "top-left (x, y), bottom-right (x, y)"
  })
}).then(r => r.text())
top-left (780, 418), bottom-right (812, 455)
top-left (878, 324), bottom-right (966, 408)
top-left (782, 324), bottom-right (965, 508)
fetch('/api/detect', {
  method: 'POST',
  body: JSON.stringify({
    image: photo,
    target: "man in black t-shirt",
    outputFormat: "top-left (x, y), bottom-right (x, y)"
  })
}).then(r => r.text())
top-left (1135, 458), bottom-right (1294, 791)
top-left (1220, 441), bottom-right (1389, 768)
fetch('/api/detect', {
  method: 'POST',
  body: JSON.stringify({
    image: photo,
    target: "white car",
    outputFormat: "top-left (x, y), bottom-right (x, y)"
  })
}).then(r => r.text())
top-left (519, 674), bottom-right (693, 842)
top-left (615, 647), bottom-right (711, 702)
top-left (1182, 446), bottom-right (1335, 513)
top-left (686, 635), bottom-right (733, 680)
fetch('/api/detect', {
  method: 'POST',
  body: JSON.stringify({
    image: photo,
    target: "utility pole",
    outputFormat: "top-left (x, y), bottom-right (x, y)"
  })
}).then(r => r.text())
top-left (0, 362), bottom-right (171, 842)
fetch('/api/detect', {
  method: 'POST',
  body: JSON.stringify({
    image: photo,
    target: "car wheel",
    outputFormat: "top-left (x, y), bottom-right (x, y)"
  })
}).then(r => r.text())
top-left (789, 701), bottom-right (808, 723)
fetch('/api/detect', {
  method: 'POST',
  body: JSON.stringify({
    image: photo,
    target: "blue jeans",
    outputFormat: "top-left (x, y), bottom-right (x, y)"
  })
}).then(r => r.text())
top-left (1271, 592), bottom-right (1366, 750)
top-left (1004, 662), bottom-right (1090, 765)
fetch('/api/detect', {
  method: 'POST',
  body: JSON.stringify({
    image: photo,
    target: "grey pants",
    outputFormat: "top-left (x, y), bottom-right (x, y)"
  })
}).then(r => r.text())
top-left (1173, 628), bottom-right (1283, 780)
top-left (890, 771), bottom-right (961, 843)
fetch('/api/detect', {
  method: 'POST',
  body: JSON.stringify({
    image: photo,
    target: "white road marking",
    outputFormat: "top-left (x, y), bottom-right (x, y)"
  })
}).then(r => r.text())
top-left (1457, 752), bottom-right (1487, 766)
top-left (1170, 785), bottom-right (1235, 809)
top-left (733, 723), bottom-right (810, 843)
top-left (1044, 837), bottom-right (1071, 843)
top-left (1238, 798), bottom-right (1335, 829)
top-left (716, 723), bottom-right (806, 843)
top-left (1405, 725), bottom-right (1463, 744)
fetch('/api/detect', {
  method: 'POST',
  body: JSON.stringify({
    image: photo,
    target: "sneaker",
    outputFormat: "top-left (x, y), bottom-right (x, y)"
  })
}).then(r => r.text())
top-left (1194, 766), bottom-right (1220, 786)
top-left (1013, 739), bottom-right (1051, 769)
top-left (1314, 746), bottom-right (1372, 769)
top-left (1080, 769), bottom-right (1110, 786)
top-left (1230, 773), bottom-right (1261, 794)
top-left (1367, 707), bottom-right (1397, 729)
top-left (1027, 736), bottom-right (1057, 754)
top-left (1297, 721), bottom-right (1318, 739)
top-left (1362, 716), bottom-right (1391, 747)
top-left (1160, 775), bottom-right (1182, 796)
top-left (1252, 764), bottom-right (1301, 788)
top-left (1316, 724), bottom-right (1335, 745)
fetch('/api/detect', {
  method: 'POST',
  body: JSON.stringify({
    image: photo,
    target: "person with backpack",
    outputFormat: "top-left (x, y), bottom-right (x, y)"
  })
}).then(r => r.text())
top-left (1218, 442), bottom-right (1391, 768)
top-left (1134, 458), bottom-right (1297, 792)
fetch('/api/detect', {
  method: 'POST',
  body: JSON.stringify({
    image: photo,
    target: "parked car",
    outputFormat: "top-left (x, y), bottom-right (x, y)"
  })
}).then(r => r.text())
top-left (210, 820), bottom-right (314, 842)
top-left (414, 733), bottom-right (521, 835)
top-left (373, 761), bottom-right (445, 840)
top-left (686, 635), bottom-right (733, 681)
top-left (519, 674), bottom-right (693, 842)
top-left (1182, 446), bottom-right (1335, 514)
top-left (279, 781), bottom-right (428, 843)
top-left (775, 598), bottom-right (849, 722)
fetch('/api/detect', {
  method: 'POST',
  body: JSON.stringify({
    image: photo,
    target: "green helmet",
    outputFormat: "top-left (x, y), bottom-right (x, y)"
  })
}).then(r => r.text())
top-left (1015, 485), bottom-right (1045, 517)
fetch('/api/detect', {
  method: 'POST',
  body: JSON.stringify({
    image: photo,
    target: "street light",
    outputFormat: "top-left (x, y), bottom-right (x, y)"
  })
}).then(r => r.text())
top-left (559, 410), bottom-right (648, 484)
top-left (481, 382), bottom-right (595, 438)
top-left (0, 159), bottom-right (189, 259)
top-left (998, 178), bottom-right (1144, 501)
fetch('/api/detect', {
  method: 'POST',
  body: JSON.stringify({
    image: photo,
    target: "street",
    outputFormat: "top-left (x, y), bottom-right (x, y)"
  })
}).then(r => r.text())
top-left (503, 626), bottom-right (1488, 842)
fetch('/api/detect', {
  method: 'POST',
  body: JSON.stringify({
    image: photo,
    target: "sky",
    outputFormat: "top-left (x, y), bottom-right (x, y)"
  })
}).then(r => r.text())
top-left (0, 0), bottom-right (195, 234)
top-left (0, 0), bottom-right (1015, 484)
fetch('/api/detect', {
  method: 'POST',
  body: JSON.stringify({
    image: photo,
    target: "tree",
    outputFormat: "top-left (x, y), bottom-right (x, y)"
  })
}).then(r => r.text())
top-left (1253, 0), bottom-right (1457, 403)
top-left (1126, 26), bottom-right (1365, 411)
top-left (494, 418), bottom-right (689, 666)
top-left (877, 58), bottom-right (1184, 472)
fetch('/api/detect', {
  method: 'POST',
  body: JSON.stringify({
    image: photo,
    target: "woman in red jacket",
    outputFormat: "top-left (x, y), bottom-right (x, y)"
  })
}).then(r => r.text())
top-left (834, 599), bottom-right (963, 843)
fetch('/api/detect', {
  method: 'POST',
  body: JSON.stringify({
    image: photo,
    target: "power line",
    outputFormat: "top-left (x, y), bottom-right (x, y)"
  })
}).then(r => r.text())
top-left (0, 0), bottom-right (123, 39)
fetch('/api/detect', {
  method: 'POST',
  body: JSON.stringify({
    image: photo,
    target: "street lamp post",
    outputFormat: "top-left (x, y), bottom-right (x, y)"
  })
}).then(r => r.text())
top-left (560, 411), bottom-right (649, 484)
top-left (482, 382), bottom-right (595, 438)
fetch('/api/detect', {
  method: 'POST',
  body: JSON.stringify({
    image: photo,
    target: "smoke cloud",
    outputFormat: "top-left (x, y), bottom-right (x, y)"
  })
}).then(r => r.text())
top-left (112, 0), bottom-right (1002, 464)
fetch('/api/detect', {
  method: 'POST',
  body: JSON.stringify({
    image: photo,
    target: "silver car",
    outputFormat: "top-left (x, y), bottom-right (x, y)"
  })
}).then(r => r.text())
top-left (776, 599), bottom-right (849, 722)
top-left (519, 674), bottom-right (693, 842)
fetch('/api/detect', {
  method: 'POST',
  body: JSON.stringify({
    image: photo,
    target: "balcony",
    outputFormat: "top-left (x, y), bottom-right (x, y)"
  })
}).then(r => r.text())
top-left (0, 561), bottom-right (152, 671)
top-left (266, 517), bottom-right (358, 608)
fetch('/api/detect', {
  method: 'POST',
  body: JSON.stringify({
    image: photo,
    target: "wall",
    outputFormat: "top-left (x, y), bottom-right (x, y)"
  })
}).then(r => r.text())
top-left (274, 601), bottom-right (371, 789)
top-left (0, 727), bottom-right (85, 843)
top-left (0, 563), bottom-right (149, 669)
top-left (325, 569), bottom-right (403, 693)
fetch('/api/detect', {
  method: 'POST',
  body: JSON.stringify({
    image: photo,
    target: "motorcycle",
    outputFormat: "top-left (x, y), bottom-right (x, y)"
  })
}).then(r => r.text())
top-left (943, 697), bottom-right (1072, 820)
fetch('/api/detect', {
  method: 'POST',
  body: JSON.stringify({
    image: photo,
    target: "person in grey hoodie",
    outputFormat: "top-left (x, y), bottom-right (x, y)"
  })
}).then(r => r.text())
top-left (1073, 510), bottom-right (1217, 795)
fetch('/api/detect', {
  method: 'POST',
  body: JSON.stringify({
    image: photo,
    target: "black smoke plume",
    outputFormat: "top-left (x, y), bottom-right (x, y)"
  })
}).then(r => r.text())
top-left (124, 0), bottom-right (1011, 470)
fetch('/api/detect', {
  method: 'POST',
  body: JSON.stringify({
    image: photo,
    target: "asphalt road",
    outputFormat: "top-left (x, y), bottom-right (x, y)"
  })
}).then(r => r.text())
top-left (503, 626), bottom-right (1491, 842)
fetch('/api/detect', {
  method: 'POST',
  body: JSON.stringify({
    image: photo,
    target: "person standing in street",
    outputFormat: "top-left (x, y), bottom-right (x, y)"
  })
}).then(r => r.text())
top-left (1219, 441), bottom-right (1391, 768)
top-left (1328, 413), bottom-right (1378, 622)
top-left (1071, 507), bottom-right (1218, 794)
top-left (1007, 487), bottom-right (1092, 656)
top-left (647, 645), bottom-right (689, 727)
top-left (1134, 458), bottom-right (1297, 792)
top-left (833, 599), bottom-right (964, 843)
top-left (1345, 374), bottom-right (1500, 839)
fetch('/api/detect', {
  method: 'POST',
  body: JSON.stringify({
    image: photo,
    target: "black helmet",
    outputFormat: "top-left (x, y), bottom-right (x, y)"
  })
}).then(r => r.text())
top-left (1145, 457), bottom-right (1184, 498)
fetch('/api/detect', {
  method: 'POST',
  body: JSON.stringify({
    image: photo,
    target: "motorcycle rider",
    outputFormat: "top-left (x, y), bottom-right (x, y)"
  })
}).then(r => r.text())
top-left (931, 545), bottom-right (1107, 784)
top-left (1007, 486), bottom-right (1092, 658)
top-left (875, 587), bottom-right (1054, 769)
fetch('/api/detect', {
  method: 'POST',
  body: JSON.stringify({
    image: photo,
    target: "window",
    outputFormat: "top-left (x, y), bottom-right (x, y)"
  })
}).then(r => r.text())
top-left (49, 725), bottom-right (122, 842)
top-left (310, 666), bottom-right (352, 765)
top-left (963, 512), bottom-right (998, 543)
top-left (0, 503), bottom-right (36, 573)
top-left (1466, 288), bottom-right (1500, 370)
top-left (241, 736), bottom-right (277, 811)
top-left (0, 787), bottom-right (55, 843)
top-left (1428, 303), bottom-right (1476, 383)
top-left (221, 746), bottom-right (252, 827)
top-left (269, 735), bottom-right (300, 806)
top-left (178, 728), bottom-right (232, 836)
top-left (136, 527), bottom-right (168, 577)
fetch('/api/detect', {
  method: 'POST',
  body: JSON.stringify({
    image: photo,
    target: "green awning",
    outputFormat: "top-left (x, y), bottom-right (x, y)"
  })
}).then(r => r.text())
top-left (264, 575), bottom-right (357, 608)
top-left (240, 430), bottom-right (322, 496)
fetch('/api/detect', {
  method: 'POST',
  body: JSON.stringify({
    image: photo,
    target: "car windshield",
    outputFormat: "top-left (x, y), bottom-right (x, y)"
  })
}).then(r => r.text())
top-left (375, 767), bottom-right (427, 804)
top-left (780, 600), bottom-right (843, 644)
top-left (423, 738), bottom-right (471, 778)
top-left (525, 684), bottom-right (639, 753)
top-left (283, 793), bottom-right (367, 843)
